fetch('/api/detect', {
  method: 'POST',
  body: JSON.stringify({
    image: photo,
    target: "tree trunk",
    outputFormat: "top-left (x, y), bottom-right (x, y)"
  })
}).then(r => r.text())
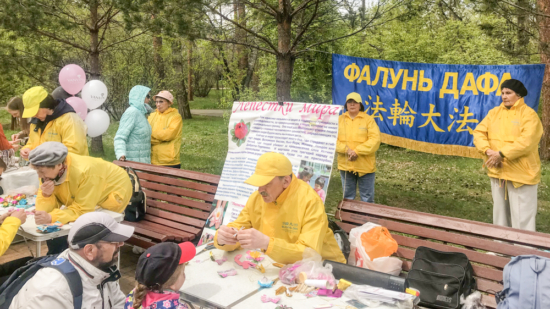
top-left (188, 42), bottom-right (194, 102)
top-left (276, 1), bottom-right (294, 101)
top-left (234, 0), bottom-right (248, 90)
top-left (517, 0), bottom-right (530, 63)
top-left (539, 0), bottom-right (550, 160)
top-left (243, 48), bottom-right (258, 89)
top-left (173, 40), bottom-right (192, 119)
top-left (153, 35), bottom-right (166, 88)
top-left (89, 0), bottom-right (104, 155)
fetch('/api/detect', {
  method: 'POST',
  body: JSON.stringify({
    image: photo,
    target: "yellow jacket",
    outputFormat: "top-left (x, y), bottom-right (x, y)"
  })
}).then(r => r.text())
top-left (473, 98), bottom-right (543, 185)
top-left (336, 112), bottom-right (381, 175)
top-left (148, 108), bottom-right (183, 166)
top-left (0, 217), bottom-right (22, 256)
top-left (35, 153), bottom-right (133, 224)
top-left (23, 113), bottom-right (89, 156)
top-left (214, 176), bottom-right (346, 264)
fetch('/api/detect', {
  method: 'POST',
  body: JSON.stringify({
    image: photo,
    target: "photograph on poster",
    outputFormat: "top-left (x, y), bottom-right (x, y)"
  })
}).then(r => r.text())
top-left (297, 160), bottom-right (331, 203)
top-left (198, 200), bottom-right (229, 245)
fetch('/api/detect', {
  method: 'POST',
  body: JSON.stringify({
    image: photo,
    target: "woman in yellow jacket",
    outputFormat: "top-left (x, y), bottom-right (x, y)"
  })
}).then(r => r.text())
top-left (19, 86), bottom-right (88, 160)
top-left (148, 91), bottom-right (183, 168)
top-left (336, 92), bottom-right (381, 203)
top-left (473, 79), bottom-right (543, 231)
top-left (29, 142), bottom-right (132, 254)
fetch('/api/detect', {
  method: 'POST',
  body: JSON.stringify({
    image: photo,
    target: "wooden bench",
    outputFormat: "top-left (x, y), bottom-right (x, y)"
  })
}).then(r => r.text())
top-left (114, 160), bottom-right (220, 249)
top-left (336, 199), bottom-right (550, 309)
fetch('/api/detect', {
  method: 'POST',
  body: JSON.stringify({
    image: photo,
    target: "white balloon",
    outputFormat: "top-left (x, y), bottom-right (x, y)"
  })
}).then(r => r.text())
top-left (86, 109), bottom-right (110, 137)
top-left (82, 80), bottom-right (108, 110)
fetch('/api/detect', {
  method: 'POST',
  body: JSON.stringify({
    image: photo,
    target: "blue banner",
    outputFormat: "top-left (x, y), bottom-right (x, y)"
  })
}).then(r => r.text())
top-left (332, 54), bottom-right (545, 158)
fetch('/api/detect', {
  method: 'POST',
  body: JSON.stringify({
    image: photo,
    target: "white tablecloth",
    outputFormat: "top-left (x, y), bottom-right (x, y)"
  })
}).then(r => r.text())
top-left (0, 166), bottom-right (39, 195)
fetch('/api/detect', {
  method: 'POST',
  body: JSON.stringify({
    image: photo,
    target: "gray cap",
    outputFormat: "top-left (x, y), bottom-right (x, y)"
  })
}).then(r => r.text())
top-left (68, 212), bottom-right (135, 250)
top-left (29, 142), bottom-right (68, 166)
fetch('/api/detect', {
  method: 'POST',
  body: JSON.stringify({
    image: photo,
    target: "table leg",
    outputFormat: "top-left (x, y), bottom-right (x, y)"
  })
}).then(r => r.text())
top-left (36, 241), bottom-right (41, 257)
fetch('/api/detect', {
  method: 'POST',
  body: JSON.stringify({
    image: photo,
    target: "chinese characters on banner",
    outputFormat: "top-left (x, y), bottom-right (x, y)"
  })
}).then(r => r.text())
top-left (332, 54), bottom-right (545, 158)
top-left (198, 102), bottom-right (342, 245)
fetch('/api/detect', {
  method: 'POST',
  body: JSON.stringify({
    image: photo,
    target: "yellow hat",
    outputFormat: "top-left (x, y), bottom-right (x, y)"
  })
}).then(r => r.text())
top-left (22, 86), bottom-right (48, 118)
top-left (244, 152), bottom-right (293, 187)
top-left (346, 92), bottom-right (362, 103)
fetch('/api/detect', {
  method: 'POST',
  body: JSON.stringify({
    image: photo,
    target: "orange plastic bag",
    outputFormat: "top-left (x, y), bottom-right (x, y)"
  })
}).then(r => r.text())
top-left (359, 226), bottom-right (398, 260)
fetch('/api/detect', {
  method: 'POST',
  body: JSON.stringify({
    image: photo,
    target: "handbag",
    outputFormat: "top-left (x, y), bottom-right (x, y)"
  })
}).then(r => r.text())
top-left (123, 167), bottom-right (147, 222)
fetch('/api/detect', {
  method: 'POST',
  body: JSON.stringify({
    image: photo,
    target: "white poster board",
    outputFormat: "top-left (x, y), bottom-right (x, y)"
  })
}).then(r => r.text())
top-left (198, 102), bottom-right (342, 245)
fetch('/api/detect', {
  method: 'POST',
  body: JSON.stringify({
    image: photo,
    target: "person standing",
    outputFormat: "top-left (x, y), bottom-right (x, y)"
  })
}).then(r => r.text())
top-left (114, 85), bottom-right (152, 163)
top-left (6, 97), bottom-right (30, 145)
top-left (19, 86), bottom-right (88, 160)
top-left (336, 92), bottom-right (380, 203)
top-left (473, 79), bottom-right (543, 231)
top-left (148, 91), bottom-right (183, 168)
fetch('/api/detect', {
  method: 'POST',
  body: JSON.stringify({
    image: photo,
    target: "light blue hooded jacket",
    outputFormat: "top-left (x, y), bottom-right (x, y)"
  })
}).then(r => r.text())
top-left (114, 85), bottom-right (152, 163)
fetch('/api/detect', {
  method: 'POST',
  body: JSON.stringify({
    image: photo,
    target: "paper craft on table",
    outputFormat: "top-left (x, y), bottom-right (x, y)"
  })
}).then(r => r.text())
top-left (217, 269), bottom-right (237, 278)
top-left (261, 295), bottom-right (280, 304)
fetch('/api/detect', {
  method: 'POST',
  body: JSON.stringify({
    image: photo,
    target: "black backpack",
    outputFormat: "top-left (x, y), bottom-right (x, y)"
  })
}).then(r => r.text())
top-left (0, 255), bottom-right (82, 309)
top-left (406, 246), bottom-right (477, 309)
top-left (124, 167), bottom-right (147, 222)
top-left (328, 218), bottom-right (350, 263)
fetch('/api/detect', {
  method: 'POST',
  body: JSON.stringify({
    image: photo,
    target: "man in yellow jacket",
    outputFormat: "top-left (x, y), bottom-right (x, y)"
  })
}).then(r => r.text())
top-left (148, 91), bottom-right (183, 168)
top-left (336, 92), bottom-right (381, 203)
top-left (29, 142), bottom-right (132, 253)
top-left (473, 79), bottom-right (543, 231)
top-left (19, 86), bottom-right (88, 160)
top-left (214, 152), bottom-right (346, 264)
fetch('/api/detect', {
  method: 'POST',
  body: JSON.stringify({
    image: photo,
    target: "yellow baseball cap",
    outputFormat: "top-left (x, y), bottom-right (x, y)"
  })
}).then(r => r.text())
top-left (244, 152), bottom-right (293, 187)
top-left (346, 92), bottom-right (362, 103)
top-left (22, 86), bottom-right (49, 118)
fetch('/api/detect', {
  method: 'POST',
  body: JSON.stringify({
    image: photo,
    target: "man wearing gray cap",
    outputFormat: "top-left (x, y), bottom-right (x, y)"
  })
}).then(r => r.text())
top-left (29, 141), bottom-right (133, 254)
top-left (9, 212), bottom-right (134, 309)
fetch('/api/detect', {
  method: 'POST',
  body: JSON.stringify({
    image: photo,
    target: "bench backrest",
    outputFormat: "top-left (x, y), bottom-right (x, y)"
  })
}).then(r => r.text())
top-left (114, 160), bottom-right (220, 240)
top-left (337, 199), bottom-right (550, 309)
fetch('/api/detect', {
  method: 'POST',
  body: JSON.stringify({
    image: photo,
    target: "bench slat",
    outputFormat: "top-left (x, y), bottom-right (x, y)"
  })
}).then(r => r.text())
top-left (115, 160), bottom-right (220, 185)
top-left (123, 221), bottom-right (170, 242)
top-left (481, 294), bottom-right (497, 309)
top-left (137, 172), bottom-right (217, 194)
top-left (126, 236), bottom-right (157, 249)
top-left (147, 207), bottom-right (206, 229)
top-left (141, 180), bottom-right (215, 202)
top-left (144, 214), bottom-right (202, 235)
top-left (339, 201), bottom-right (550, 248)
top-left (144, 189), bottom-right (212, 211)
top-left (147, 200), bottom-right (210, 220)
top-left (134, 220), bottom-right (195, 241)
top-left (391, 234), bottom-right (510, 269)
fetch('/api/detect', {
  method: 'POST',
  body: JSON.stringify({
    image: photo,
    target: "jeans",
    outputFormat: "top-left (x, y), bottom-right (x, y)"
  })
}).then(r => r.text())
top-left (340, 171), bottom-right (375, 203)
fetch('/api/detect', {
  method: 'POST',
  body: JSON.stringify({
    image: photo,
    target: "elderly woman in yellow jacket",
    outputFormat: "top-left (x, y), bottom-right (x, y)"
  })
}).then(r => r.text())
top-left (19, 86), bottom-right (88, 160)
top-left (473, 79), bottom-right (543, 231)
top-left (148, 91), bottom-right (183, 168)
top-left (29, 142), bottom-right (132, 254)
top-left (336, 92), bottom-right (381, 203)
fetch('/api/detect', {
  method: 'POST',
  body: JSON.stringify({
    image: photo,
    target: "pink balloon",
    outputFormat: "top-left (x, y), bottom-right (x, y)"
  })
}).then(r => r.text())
top-left (66, 97), bottom-right (88, 120)
top-left (59, 64), bottom-right (86, 95)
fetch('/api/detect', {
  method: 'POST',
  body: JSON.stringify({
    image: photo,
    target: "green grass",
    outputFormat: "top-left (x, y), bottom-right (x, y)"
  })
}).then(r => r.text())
top-left (96, 115), bottom-right (550, 233)
top-left (189, 89), bottom-right (225, 110)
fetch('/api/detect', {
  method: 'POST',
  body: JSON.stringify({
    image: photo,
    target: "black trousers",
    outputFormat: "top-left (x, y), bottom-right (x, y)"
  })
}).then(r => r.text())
top-left (0, 256), bottom-right (33, 286)
top-left (46, 235), bottom-right (69, 255)
top-left (164, 164), bottom-right (181, 169)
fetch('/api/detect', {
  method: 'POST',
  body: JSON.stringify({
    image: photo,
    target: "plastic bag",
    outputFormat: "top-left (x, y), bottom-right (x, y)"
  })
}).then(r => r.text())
top-left (360, 226), bottom-right (398, 260)
top-left (278, 248), bottom-right (336, 287)
top-left (348, 222), bottom-right (403, 276)
top-left (344, 284), bottom-right (415, 309)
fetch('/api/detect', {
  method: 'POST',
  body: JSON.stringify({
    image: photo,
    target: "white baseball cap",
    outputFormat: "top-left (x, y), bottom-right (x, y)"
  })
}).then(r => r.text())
top-left (68, 212), bottom-right (134, 250)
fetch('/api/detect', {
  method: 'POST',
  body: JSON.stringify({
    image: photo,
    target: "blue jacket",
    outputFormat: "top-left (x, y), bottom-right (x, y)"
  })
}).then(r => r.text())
top-left (114, 85), bottom-right (152, 163)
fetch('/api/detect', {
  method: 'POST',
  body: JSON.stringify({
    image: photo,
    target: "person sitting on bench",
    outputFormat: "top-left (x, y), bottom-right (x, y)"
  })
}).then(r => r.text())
top-left (214, 152), bottom-right (346, 264)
